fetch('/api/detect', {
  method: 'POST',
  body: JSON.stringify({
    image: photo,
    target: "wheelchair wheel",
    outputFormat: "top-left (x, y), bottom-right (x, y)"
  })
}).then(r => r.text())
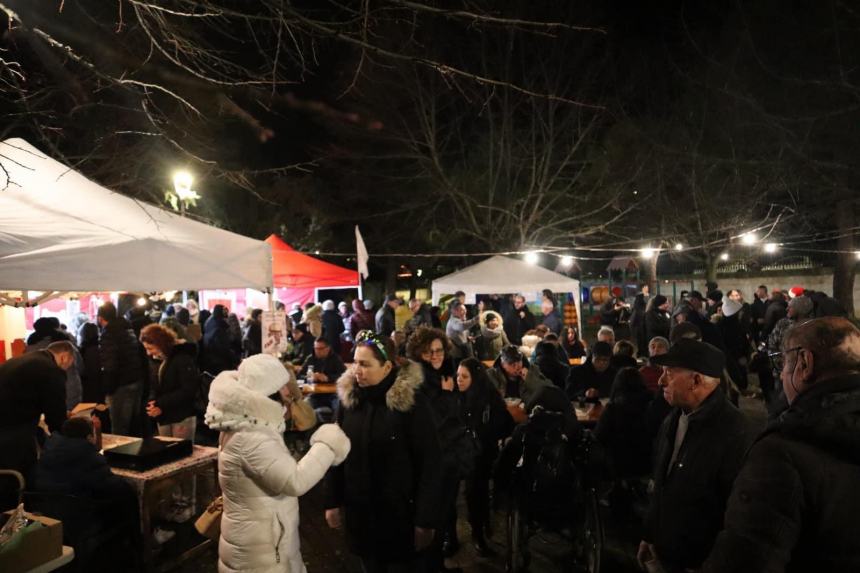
top-left (506, 504), bottom-right (529, 572)
top-left (574, 488), bottom-right (604, 573)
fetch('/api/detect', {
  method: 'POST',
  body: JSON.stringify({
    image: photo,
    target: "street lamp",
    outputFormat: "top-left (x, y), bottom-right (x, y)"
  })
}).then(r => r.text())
top-left (740, 232), bottom-right (757, 246)
top-left (173, 170), bottom-right (199, 216)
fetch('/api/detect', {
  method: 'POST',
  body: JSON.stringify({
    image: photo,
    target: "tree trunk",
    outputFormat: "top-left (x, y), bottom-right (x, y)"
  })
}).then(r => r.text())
top-left (704, 251), bottom-right (719, 286)
top-left (646, 253), bottom-right (658, 291)
top-left (833, 199), bottom-right (856, 317)
top-left (384, 258), bottom-right (398, 295)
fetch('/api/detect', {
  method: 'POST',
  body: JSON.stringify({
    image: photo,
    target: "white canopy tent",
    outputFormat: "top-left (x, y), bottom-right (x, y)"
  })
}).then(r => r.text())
top-left (0, 138), bottom-right (272, 297)
top-left (431, 255), bottom-right (582, 332)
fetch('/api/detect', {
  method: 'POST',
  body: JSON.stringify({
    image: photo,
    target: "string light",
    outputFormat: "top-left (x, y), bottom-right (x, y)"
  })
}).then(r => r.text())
top-left (763, 243), bottom-right (778, 254)
top-left (524, 251), bottom-right (539, 264)
top-left (720, 253), bottom-right (729, 261)
top-left (741, 233), bottom-right (757, 246)
top-left (136, 297), bottom-right (147, 307)
top-left (560, 255), bottom-right (574, 267)
top-left (674, 243), bottom-right (684, 251)
top-left (640, 247), bottom-right (655, 259)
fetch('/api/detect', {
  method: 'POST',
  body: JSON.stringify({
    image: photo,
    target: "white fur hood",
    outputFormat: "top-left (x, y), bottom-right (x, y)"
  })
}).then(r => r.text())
top-left (205, 370), bottom-right (286, 434)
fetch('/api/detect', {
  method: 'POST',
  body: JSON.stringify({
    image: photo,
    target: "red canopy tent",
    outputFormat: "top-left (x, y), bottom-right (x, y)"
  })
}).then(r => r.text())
top-left (267, 234), bottom-right (360, 307)
top-left (200, 235), bottom-right (360, 314)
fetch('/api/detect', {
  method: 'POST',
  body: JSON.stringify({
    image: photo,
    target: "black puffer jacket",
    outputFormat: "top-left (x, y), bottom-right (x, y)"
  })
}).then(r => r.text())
top-left (152, 342), bottom-right (199, 425)
top-left (325, 362), bottom-right (443, 562)
top-left (703, 375), bottom-right (860, 573)
top-left (645, 388), bottom-right (754, 572)
top-left (99, 317), bottom-right (145, 394)
top-left (34, 433), bottom-right (130, 498)
top-left (201, 306), bottom-right (237, 375)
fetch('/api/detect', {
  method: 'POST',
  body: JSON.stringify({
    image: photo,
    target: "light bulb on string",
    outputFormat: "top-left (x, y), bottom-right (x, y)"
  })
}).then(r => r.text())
top-left (560, 255), bottom-right (574, 267)
top-left (720, 253), bottom-right (729, 261)
top-left (640, 247), bottom-right (655, 259)
top-left (524, 251), bottom-right (539, 265)
top-left (741, 233), bottom-right (757, 246)
top-left (674, 243), bottom-right (684, 251)
top-left (763, 243), bottom-right (778, 254)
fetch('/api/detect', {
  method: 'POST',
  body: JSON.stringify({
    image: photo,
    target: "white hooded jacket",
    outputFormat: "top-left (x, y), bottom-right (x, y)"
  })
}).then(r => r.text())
top-left (205, 359), bottom-right (349, 573)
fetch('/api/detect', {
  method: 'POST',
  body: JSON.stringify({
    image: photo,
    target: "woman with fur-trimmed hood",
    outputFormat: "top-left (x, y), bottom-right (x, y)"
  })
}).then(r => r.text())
top-left (474, 311), bottom-right (511, 361)
top-left (324, 331), bottom-right (443, 570)
top-left (206, 355), bottom-right (350, 573)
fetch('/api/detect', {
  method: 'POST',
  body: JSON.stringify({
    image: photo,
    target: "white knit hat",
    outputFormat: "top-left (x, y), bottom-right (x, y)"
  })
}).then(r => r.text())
top-left (722, 296), bottom-right (743, 318)
top-left (238, 354), bottom-right (289, 396)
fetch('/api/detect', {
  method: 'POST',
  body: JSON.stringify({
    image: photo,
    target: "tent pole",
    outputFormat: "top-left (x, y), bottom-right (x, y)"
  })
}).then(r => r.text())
top-left (267, 288), bottom-right (274, 311)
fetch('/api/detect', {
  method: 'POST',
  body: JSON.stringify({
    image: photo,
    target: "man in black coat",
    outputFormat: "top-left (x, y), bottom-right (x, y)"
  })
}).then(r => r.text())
top-left (321, 300), bottom-right (345, 352)
top-left (98, 302), bottom-right (146, 436)
top-left (566, 341), bottom-right (617, 400)
top-left (375, 294), bottom-right (400, 336)
top-left (703, 317), bottom-right (860, 573)
top-left (503, 294), bottom-right (536, 346)
top-left (299, 338), bottom-right (346, 416)
top-left (0, 341), bottom-right (74, 484)
top-left (638, 339), bottom-right (754, 573)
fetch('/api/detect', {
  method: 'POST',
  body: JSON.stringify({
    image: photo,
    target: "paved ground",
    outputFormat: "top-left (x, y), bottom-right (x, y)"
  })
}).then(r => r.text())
top-left (176, 389), bottom-right (769, 573)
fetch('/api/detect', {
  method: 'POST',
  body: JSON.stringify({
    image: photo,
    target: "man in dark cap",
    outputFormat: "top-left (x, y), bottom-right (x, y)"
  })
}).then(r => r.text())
top-left (486, 345), bottom-right (551, 405)
top-left (702, 317), bottom-right (860, 573)
top-left (638, 339), bottom-right (754, 573)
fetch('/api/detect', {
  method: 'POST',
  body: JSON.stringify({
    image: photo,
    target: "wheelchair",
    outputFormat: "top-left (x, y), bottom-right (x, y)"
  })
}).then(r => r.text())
top-left (504, 419), bottom-right (604, 573)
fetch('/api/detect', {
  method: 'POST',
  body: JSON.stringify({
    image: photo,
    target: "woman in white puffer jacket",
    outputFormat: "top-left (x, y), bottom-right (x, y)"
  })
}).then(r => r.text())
top-left (205, 354), bottom-right (350, 573)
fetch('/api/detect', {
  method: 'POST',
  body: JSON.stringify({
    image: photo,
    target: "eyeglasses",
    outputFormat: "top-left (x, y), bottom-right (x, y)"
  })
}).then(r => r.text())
top-left (426, 347), bottom-right (445, 356)
top-left (767, 346), bottom-right (802, 371)
top-left (355, 330), bottom-right (389, 361)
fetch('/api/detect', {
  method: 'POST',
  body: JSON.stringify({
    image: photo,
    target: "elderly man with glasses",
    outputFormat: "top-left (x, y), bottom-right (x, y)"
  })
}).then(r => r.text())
top-left (702, 317), bottom-right (860, 573)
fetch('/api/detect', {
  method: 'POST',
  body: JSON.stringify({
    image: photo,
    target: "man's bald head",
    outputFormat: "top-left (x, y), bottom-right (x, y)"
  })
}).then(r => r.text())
top-left (781, 317), bottom-right (860, 403)
top-left (785, 317), bottom-right (860, 376)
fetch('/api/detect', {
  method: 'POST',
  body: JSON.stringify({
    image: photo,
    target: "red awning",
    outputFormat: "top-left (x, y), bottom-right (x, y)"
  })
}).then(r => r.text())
top-left (266, 235), bottom-right (359, 289)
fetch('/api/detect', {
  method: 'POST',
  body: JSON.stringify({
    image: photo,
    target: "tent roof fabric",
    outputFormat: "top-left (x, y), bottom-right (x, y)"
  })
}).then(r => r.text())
top-left (266, 235), bottom-right (359, 289)
top-left (0, 138), bottom-right (272, 292)
top-left (431, 255), bottom-right (580, 304)
top-left (607, 255), bottom-right (639, 272)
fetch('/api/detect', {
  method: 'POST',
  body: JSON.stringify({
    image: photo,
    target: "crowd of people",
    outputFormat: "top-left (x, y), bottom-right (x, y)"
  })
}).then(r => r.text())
top-left (0, 282), bottom-right (858, 573)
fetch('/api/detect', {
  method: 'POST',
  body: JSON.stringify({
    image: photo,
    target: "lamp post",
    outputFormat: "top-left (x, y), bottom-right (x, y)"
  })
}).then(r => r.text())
top-left (172, 170), bottom-right (197, 217)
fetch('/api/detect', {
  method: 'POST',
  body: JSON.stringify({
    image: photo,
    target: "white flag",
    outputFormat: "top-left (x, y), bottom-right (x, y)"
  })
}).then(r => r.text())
top-left (355, 225), bottom-right (370, 280)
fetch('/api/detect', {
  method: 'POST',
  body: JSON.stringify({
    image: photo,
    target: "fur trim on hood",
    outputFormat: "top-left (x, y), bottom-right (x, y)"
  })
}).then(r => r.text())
top-left (336, 360), bottom-right (424, 413)
top-left (205, 370), bottom-right (286, 434)
top-left (302, 304), bottom-right (323, 322)
top-left (479, 310), bottom-right (505, 340)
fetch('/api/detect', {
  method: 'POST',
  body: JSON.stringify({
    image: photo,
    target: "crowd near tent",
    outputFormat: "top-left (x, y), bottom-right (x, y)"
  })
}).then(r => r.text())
top-left (431, 255), bottom-right (582, 332)
top-left (0, 138), bottom-right (273, 297)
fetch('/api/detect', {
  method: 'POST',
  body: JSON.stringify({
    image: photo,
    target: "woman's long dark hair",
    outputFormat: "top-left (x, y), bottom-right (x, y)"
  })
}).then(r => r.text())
top-left (458, 357), bottom-right (493, 403)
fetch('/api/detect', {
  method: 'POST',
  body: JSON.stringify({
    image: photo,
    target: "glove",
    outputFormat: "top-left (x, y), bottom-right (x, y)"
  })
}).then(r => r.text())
top-left (310, 423), bottom-right (351, 465)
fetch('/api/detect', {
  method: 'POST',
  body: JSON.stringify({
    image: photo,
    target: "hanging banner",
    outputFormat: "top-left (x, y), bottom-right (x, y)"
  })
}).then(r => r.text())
top-left (262, 310), bottom-right (288, 356)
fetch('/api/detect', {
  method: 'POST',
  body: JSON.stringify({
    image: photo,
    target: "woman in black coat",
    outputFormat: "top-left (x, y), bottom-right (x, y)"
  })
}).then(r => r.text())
top-left (78, 322), bottom-right (103, 403)
top-left (405, 326), bottom-right (465, 559)
top-left (201, 304), bottom-right (238, 375)
top-left (533, 341), bottom-right (570, 389)
top-left (594, 367), bottom-right (653, 479)
top-left (644, 295), bottom-right (672, 343)
top-left (139, 324), bottom-right (200, 441)
top-left (324, 333), bottom-right (443, 570)
top-left (561, 326), bottom-right (587, 359)
top-left (456, 358), bottom-right (514, 556)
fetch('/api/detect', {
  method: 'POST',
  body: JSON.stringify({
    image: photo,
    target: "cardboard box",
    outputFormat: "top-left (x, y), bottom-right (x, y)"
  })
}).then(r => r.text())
top-left (0, 511), bottom-right (63, 573)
